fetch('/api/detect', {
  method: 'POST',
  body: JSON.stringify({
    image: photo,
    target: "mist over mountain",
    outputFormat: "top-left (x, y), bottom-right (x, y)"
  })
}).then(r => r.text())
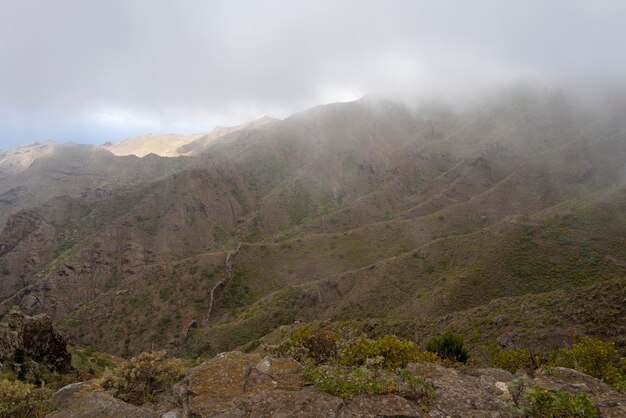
top-left (1, 85), bottom-right (625, 346)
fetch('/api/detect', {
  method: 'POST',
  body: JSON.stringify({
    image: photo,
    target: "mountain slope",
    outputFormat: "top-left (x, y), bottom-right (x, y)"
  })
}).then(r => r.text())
top-left (0, 88), bottom-right (625, 356)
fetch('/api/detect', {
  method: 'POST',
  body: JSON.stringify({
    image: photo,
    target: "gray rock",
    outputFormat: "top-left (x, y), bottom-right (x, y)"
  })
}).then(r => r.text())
top-left (161, 410), bottom-right (182, 418)
top-left (46, 391), bottom-right (158, 418)
top-left (50, 382), bottom-right (90, 409)
top-left (340, 394), bottom-right (422, 417)
top-left (407, 362), bottom-right (516, 417)
top-left (230, 388), bottom-right (343, 417)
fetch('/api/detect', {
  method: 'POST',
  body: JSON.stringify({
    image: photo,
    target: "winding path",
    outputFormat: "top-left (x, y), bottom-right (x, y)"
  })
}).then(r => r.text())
top-left (205, 242), bottom-right (242, 323)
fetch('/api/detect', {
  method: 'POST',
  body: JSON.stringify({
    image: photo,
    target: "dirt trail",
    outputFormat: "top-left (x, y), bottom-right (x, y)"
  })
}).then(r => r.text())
top-left (205, 242), bottom-right (242, 323)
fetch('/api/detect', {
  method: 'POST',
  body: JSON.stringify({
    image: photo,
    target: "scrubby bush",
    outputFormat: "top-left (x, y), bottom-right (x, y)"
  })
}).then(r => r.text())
top-left (291, 325), bottom-right (339, 363)
top-left (100, 351), bottom-right (185, 405)
top-left (272, 329), bottom-right (439, 370)
top-left (490, 347), bottom-right (540, 373)
top-left (270, 328), bottom-right (438, 408)
top-left (551, 337), bottom-right (624, 388)
top-left (506, 377), bottom-right (530, 409)
top-left (425, 330), bottom-right (470, 363)
top-left (13, 348), bottom-right (25, 364)
top-left (528, 387), bottom-right (597, 418)
top-left (305, 364), bottom-right (397, 400)
top-left (0, 379), bottom-right (52, 418)
top-left (305, 363), bottom-right (435, 406)
top-left (271, 325), bottom-right (340, 364)
top-left (341, 335), bottom-right (439, 370)
top-left (396, 368), bottom-right (437, 407)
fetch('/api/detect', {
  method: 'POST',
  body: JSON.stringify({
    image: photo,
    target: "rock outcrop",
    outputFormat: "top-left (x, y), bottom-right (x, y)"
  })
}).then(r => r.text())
top-left (183, 354), bottom-right (626, 417)
top-left (52, 351), bottom-right (624, 417)
top-left (47, 382), bottom-right (157, 418)
top-left (533, 367), bottom-right (626, 418)
top-left (0, 308), bottom-right (72, 373)
top-left (406, 362), bottom-right (517, 417)
top-left (183, 352), bottom-right (317, 416)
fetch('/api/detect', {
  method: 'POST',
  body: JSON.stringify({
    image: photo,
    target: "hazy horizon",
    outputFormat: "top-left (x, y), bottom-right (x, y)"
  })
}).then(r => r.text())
top-left (2, 0), bottom-right (626, 149)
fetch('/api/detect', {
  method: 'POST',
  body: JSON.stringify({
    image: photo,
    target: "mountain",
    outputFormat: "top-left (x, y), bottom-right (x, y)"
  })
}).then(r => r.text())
top-left (0, 140), bottom-right (57, 177)
top-left (0, 143), bottom-right (196, 229)
top-left (101, 116), bottom-right (279, 157)
top-left (0, 117), bottom-right (282, 230)
top-left (102, 133), bottom-right (208, 157)
top-left (0, 87), bottom-right (625, 360)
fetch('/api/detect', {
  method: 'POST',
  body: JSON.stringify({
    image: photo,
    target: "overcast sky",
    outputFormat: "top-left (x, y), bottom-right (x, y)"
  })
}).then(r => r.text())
top-left (1, 0), bottom-right (625, 149)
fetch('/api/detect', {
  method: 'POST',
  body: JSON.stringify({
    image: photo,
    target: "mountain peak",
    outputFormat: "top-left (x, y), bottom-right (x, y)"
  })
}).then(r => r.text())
top-left (0, 140), bottom-right (57, 176)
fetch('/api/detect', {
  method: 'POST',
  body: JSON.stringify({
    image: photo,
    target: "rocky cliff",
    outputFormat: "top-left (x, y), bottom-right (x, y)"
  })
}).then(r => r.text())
top-left (0, 308), bottom-right (72, 374)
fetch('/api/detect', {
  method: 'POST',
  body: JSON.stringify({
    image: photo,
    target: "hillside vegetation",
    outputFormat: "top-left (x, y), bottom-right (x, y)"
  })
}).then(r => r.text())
top-left (0, 88), bottom-right (624, 363)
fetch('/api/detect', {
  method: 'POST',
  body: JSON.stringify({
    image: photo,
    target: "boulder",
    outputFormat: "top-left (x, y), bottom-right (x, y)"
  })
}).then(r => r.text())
top-left (49, 382), bottom-right (91, 409)
top-left (406, 362), bottom-right (516, 417)
top-left (339, 394), bottom-right (422, 417)
top-left (186, 351), bottom-right (263, 416)
top-left (46, 391), bottom-right (157, 418)
top-left (533, 367), bottom-right (614, 395)
top-left (533, 367), bottom-right (626, 417)
top-left (254, 356), bottom-right (307, 390)
top-left (185, 352), bottom-right (313, 416)
top-left (221, 388), bottom-right (343, 417)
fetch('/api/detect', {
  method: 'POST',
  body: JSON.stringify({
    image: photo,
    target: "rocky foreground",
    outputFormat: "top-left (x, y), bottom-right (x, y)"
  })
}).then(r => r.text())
top-left (48, 351), bottom-right (625, 418)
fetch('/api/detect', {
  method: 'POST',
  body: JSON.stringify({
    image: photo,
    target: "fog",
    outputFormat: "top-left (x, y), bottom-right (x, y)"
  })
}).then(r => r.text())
top-left (1, 0), bottom-right (626, 149)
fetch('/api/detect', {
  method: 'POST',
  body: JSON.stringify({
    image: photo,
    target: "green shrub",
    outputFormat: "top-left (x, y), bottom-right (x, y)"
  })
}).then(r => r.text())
top-left (396, 368), bottom-right (437, 407)
top-left (13, 348), bottom-right (26, 364)
top-left (100, 351), bottom-right (185, 405)
top-left (305, 363), bottom-right (435, 406)
top-left (305, 364), bottom-right (397, 400)
top-left (529, 387), bottom-right (597, 418)
top-left (425, 330), bottom-right (470, 363)
top-left (341, 335), bottom-right (439, 370)
top-left (0, 379), bottom-right (52, 418)
top-left (68, 345), bottom-right (117, 376)
top-left (551, 337), bottom-right (624, 388)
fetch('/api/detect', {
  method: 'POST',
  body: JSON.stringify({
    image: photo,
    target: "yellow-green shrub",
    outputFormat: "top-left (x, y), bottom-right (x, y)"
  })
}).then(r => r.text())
top-left (100, 351), bottom-right (185, 405)
top-left (552, 337), bottom-right (624, 388)
top-left (0, 379), bottom-right (52, 418)
top-left (528, 387), bottom-right (597, 418)
top-left (491, 347), bottom-right (540, 373)
top-left (341, 335), bottom-right (439, 370)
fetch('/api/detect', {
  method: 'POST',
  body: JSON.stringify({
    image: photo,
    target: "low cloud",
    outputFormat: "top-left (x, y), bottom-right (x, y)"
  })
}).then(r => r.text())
top-left (1, 0), bottom-right (625, 148)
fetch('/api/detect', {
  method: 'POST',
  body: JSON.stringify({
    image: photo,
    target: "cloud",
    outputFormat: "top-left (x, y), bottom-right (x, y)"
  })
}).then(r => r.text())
top-left (1, 0), bottom-right (625, 148)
